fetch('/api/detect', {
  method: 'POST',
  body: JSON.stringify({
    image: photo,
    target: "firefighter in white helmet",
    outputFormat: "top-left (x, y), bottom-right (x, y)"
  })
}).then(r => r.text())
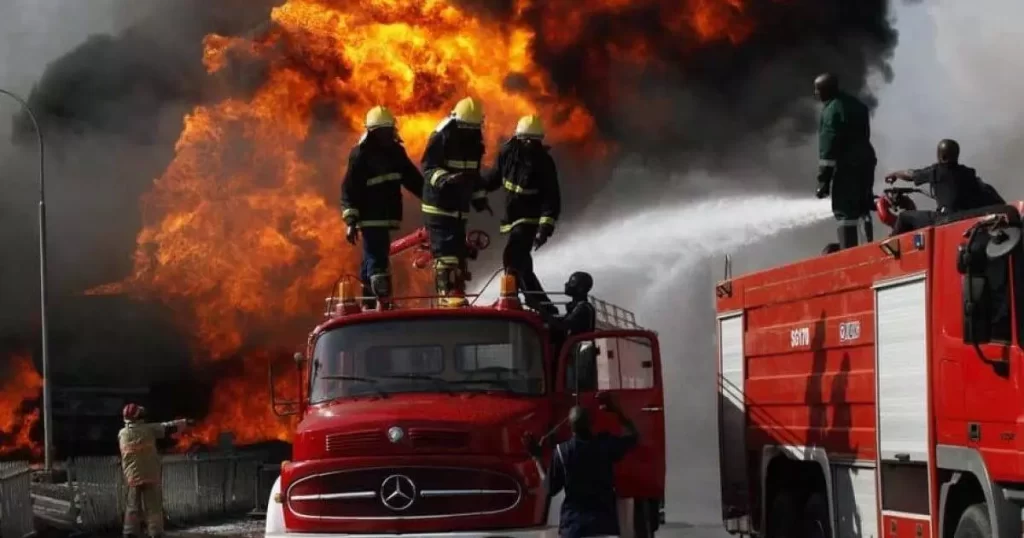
top-left (481, 114), bottom-right (561, 314)
top-left (119, 403), bottom-right (193, 538)
top-left (420, 97), bottom-right (492, 307)
top-left (341, 105), bottom-right (425, 308)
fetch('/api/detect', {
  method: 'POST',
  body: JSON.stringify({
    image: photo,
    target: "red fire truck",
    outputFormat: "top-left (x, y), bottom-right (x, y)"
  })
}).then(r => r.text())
top-left (264, 228), bottom-right (667, 537)
top-left (716, 190), bottom-right (1024, 538)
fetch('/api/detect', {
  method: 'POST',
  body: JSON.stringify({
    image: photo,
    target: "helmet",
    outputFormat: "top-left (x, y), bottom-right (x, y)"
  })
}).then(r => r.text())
top-left (564, 271), bottom-right (593, 298)
top-left (451, 97), bottom-right (484, 126)
top-left (514, 115), bottom-right (544, 138)
top-left (123, 403), bottom-right (145, 421)
top-left (365, 105), bottom-right (396, 130)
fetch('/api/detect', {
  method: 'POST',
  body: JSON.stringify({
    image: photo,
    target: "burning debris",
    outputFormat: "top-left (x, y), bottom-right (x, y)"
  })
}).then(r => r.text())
top-left (0, 354), bottom-right (42, 458)
top-left (3, 0), bottom-right (900, 451)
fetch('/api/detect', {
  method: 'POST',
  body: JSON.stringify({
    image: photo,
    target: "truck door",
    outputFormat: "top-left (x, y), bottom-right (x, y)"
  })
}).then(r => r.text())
top-left (556, 329), bottom-right (665, 499)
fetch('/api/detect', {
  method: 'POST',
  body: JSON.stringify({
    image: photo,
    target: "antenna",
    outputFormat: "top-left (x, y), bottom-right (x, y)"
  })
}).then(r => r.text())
top-left (716, 255), bottom-right (734, 299)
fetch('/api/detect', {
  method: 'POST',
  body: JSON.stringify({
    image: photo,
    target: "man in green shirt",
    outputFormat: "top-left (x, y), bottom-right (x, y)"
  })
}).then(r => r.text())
top-left (814, 73), bottom-right (878, 250)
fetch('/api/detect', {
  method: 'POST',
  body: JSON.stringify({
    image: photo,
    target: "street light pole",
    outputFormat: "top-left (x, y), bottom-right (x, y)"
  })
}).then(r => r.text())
top-left (0, 88), bottom-right (53, 472)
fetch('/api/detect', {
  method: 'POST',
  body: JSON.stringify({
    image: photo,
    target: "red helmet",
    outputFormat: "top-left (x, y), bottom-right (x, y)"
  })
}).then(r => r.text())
top-left (122, 403), bottom-right (145, 421)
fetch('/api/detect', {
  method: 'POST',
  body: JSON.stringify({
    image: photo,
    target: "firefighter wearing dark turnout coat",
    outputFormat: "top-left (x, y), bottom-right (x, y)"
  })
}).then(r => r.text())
top-left (341, 105), bottom-right (424, 308)
top-left (420, 97), bottom-right (491, 307)
top-left (483, 115), bottom-right (561, 315)
top-left (814, 73), bottom-right (878, 250)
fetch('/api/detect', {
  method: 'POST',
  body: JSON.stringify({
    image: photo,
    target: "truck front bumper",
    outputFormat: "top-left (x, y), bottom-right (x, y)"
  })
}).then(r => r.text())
top-left (265, 529), bottom-right (559, 538)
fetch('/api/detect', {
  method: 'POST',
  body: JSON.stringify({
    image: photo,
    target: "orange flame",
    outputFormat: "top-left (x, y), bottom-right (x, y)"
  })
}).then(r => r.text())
top-left (89, 0), bottom-right (759, 448)
top-left (0, 354), bottom-right (42, 458)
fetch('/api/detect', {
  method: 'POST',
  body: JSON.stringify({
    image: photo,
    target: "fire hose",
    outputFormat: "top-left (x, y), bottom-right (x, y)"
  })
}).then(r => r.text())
top-left (389, 226), bottom-right (491, 269)
top-left (874, 186), bottom-right (930, 227)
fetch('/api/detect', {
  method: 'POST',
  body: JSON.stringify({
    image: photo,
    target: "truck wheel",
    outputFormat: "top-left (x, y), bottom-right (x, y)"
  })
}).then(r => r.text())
top-left (954, 503), bottom-right (992, 538)
top-left (633, 498), bottom-right (655, 538)
top-left (802, 493), bottom-right (831, 538)
top-left (766, 490), bottom-right (800, 538)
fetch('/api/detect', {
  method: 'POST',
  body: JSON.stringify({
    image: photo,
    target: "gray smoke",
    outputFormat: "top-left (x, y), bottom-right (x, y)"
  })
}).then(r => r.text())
top-left (0, 0), bottom-right (278, 384)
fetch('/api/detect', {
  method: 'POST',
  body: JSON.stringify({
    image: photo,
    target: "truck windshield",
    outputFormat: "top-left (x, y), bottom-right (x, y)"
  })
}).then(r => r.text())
top-left (309, 318), bottom-right (544, 403)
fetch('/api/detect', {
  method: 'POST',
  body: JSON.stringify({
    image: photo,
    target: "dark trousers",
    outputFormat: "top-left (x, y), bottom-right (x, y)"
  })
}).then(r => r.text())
top-left (891, 210), bottom-right (936, 236)
top-left (426, 217), bottom-right (467, 269)
top-left (831, 164), bottom-right (876, 250)
top-left (503, 224), bottom-right (555, 313)
top-left (359, 227), bottom-right (391, 289)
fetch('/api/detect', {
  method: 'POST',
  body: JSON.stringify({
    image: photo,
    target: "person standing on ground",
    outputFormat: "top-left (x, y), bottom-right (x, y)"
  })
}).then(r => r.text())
top-left (341, 105), bottom-right (425, 309)
top-left (483, 114), bottom-right (561, 315)
top-left (545, 395), bottom-right (640, 538)
top-left (119, 404), bottom-right (192, 538)
top-left (813, 72), bottom-right (878, 249)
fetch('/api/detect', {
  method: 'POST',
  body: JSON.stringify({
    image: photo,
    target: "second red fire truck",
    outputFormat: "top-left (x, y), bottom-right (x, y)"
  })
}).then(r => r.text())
top-left (717, 191), bottom-right (1024, 538)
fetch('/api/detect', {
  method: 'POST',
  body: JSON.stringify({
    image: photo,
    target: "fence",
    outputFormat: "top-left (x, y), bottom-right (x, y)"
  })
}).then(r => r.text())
top-left (65, 452), bottom-right (264, 531)
top-left (0, 461), bottom-right (33, 538)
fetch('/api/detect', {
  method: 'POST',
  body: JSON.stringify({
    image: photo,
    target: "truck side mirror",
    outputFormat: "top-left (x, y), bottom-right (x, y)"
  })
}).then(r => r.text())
top-left (270, 356), bottom-right (303, 417)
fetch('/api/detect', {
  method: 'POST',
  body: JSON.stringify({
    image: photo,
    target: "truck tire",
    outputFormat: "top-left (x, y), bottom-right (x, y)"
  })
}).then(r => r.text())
top-left (954, 503), bottom-right (992, 538)
top-left (802, 492), bottom-right (831, 538)
top-left (767, 489), bottom-right (800, 538)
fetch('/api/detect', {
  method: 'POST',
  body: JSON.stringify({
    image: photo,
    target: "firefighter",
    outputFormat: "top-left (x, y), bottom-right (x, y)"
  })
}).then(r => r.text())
top-left (884, 139), bottom-right (1006, 234)
top-left (546, 396), bottom-right (639, 538)
top-left (420, 97), bottom-right (492, 307)
top-left (543, 272), bottom-right (597, 337)
top-left (341, 105), bottom-right (425, 309)
top-left (119, 404), bottom-right (192, 538)
top-left (813, 72), bottom-right (878, 249)
top-left (483, 114), bottom-right (561, 315)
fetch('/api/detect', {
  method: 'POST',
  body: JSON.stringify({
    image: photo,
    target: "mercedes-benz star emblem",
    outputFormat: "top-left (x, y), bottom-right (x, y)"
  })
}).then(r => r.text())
top-left (387, 426), bottom-right (404, 444)
top-left (380, 474), bottom-right (416, 511)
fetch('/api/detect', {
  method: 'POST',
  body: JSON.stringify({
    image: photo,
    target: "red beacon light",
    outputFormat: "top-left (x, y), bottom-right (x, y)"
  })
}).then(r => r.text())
top-left (334, 280), bottom-right (362, 316)
top-left (495, 273), bottom-right (521, 310)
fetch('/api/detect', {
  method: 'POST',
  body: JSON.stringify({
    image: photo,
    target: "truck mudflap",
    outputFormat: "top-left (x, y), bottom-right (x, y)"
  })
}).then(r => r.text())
top-left (265, 476), bottom-right (563, 538)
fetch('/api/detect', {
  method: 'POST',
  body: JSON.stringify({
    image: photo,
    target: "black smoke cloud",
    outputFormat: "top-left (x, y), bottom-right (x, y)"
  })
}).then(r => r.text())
top-left (0, 0), bottom-right (280, 387)
top-left (526, 0), bottom-right (896, 161)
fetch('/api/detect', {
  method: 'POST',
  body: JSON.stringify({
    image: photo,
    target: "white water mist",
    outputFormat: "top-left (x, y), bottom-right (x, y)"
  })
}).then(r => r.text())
top-left (472, 194), bottom-right (832, 525)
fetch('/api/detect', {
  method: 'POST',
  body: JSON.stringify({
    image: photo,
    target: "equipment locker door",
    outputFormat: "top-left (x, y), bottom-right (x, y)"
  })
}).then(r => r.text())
top-left (557, 329), bottom-right (665, 499)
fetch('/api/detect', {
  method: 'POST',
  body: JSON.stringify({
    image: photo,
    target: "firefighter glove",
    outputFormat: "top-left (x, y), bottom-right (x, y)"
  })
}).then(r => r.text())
top-left (534, 223), bottom-right (554, 251)
top-left (346, 225), bottom-right (360, 245)
top-left (815, 181), bottom-right (831, 199)
top-left (471, 196), bottom-right (492, 214)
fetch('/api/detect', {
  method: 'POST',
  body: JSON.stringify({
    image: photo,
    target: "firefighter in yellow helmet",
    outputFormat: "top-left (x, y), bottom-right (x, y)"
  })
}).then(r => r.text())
top-left (119, 403), bottom-right (193, 538)
top-left (341, 105), bottom-right (425, 309)
top-left (420, 97), bottom-right (492, 306)
top-left (481, 114), bottom-right (560, 314)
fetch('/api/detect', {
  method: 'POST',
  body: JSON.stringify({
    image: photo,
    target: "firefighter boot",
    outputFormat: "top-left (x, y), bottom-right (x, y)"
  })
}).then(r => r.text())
top-left (837, 222), bottom-right (859, 250)
top-left (360, 283), bottom-right (378, 311)
top-left (370, 273), bottom-right (393, 310)
top-left (434, 264), bottom-right (467, 308)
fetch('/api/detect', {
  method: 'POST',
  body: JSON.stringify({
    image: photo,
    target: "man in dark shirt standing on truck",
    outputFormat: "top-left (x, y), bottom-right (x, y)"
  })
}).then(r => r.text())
top-left (546, 394), bottom-right (639, 538)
